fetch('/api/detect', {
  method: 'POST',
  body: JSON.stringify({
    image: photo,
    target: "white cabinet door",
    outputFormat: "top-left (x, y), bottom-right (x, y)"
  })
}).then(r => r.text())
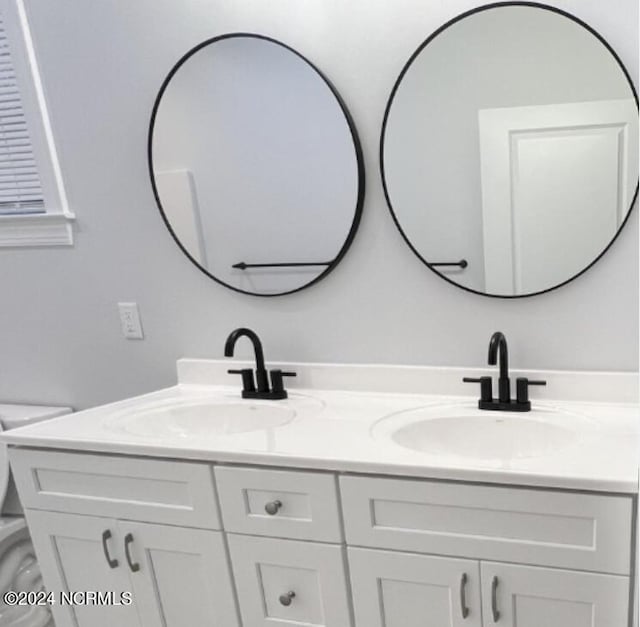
top-left (349, 547), bottom-right (481, 627)
top-left (122, 521), bottom-right (239, 627)
top-left (25, 510), bottom-right (142, 627)
top-left (228, 534), bottom-right (352, 627)
top-left (481, 562), bottom-right (629, 627)
top-left (26, 510), bottom-right (240, 627)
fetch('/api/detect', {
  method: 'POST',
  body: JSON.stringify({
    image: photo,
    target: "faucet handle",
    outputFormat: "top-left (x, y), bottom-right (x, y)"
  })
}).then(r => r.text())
top-left (516, 377), bottom-right (546, 404)
top-left (270, 369), bottom-right (296, 395)
top-left (463, 376), bottom-right (493, 402)
top-left (227, 369), bottom-right (256, 394)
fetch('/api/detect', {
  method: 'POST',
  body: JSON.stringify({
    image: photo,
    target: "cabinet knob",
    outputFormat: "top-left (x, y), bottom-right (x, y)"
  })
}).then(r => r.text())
top-left (279, 591), bottom-right (296, 606)
top-left (265, 500), bottom-right (282, 516)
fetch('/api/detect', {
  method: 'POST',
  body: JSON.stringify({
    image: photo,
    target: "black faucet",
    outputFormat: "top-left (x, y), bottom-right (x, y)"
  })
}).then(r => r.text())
top-left (488, 331), bottom-right (510, 403)
top-left (224, 327), bottom-right (296, 400)
top-left (463, 331), bottom-right (546, 412)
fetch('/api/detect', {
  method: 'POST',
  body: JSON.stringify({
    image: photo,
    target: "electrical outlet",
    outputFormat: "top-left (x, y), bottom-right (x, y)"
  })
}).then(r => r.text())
top-left (118, 302), bottom-right (144, 339)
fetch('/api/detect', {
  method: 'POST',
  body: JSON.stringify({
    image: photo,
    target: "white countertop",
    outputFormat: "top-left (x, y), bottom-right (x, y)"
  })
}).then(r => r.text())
top-left (1, 359), bottom-right (638, 494)
top-left (0, 404), bottom-right (71, 427)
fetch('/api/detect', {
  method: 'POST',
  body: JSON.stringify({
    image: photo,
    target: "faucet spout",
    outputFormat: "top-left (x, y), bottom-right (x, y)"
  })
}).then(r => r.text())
top-left (224, 328), bottom-right (268, 391)
top-left (487, 331), bottom-right (508, 379)
top-left (488, 331), bottom-right (510, 402)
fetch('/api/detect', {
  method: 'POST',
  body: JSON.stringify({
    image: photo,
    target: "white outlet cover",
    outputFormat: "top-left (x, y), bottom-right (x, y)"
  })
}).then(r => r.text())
top-left (118, 302), bottom-right (144, 339)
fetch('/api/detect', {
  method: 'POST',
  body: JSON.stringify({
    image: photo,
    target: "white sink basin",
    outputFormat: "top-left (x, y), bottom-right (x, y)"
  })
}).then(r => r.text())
top-left (372, 403), bottom-right (589, 461)
top-left (105, 398), bottom-right (298, 439)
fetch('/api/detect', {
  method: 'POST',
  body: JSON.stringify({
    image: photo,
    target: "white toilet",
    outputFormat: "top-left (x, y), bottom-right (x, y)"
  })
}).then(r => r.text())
top-left (0, 404), bottom-right (71, 627)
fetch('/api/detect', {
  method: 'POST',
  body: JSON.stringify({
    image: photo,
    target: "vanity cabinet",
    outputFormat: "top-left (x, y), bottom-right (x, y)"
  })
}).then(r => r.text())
top-left (7, 448), bottom-right (636, 627)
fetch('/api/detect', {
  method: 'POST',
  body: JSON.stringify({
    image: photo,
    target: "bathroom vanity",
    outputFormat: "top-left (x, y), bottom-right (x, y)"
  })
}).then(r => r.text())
top-left (2, 360), bottom-right (638, 627)
top-left (0, 0), bottom-right (636, 625)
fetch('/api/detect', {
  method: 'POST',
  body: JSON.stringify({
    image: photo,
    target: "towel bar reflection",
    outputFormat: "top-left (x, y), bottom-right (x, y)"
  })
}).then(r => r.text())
top-left (232, 261), bottom-right (332, 270)
top-left (428, 259), bottom-right (468, 269)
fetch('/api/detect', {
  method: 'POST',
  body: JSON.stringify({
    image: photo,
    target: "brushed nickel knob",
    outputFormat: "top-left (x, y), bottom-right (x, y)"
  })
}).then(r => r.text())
top-left (265, 500), bottom-right (282, 515)
top-left (279, 591), bottom-right (296, 606)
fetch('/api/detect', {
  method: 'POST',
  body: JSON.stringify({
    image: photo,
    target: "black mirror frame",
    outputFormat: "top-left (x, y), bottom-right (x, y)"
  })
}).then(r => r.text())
top-left (380, 1), bottom-right (639, 299)
top-left (148, 33), bottom-right (365, 297)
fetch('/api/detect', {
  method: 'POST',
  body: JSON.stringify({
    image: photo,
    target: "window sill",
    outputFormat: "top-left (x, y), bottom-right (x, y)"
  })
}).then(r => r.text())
top-left (0, 212), bottom-right (74, 247)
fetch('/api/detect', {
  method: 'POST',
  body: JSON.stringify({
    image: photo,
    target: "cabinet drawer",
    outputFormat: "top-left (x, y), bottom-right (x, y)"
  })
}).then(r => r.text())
top-left (216, 466), bottom-right (342, 541)
top-left (228, 534), bottom-right (352, 627)
top-left (9, 448), bottom-right (220, 529)
top-left (340, 475), bottom-right (633, 575)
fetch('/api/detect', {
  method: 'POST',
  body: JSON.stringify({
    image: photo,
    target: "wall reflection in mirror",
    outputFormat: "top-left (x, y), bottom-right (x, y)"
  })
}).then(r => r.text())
top-left (382, 4), bottom-right (638, 297)
top-left (150, 34), bottom-right (363, 296)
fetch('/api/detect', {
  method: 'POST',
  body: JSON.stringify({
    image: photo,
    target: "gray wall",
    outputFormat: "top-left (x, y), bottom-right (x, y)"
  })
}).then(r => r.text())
top-left (0, 0), bottom-right (637, 410)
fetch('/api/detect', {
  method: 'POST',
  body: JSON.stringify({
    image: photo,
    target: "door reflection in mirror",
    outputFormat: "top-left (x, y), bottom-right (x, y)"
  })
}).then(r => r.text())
top-left (382, 4), bottom-right (638, 297)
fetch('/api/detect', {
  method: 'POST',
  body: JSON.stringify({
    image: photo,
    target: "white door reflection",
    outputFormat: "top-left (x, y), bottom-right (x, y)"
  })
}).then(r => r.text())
top-left (479, 99), bottom-right (637, 295)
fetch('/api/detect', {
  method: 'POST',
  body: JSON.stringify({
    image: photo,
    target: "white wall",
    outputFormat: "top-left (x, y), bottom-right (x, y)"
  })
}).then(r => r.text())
top-left (0, 0), bottom-right (636, 410)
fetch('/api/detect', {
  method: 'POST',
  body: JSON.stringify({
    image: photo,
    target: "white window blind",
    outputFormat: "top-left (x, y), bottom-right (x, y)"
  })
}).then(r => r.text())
top-left (0, 11), bottom-right (43, 216)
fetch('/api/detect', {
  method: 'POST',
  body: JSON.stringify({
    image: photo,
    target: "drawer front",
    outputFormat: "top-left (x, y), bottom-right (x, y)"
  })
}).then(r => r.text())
top-left (9, 448), bottom-right (220, 529)
top-left (228, 534), bottom-right (352, 627)
top-left (216, 466), bottom-right (342, 542)
top-left (340, 475), bottom-right (633, 575)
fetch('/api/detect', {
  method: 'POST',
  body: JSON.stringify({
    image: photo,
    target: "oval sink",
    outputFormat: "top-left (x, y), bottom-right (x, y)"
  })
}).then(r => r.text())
top-left (106, 399), bottom-right (296, 439)
top-left (372, 404), bottom-right (588, 461)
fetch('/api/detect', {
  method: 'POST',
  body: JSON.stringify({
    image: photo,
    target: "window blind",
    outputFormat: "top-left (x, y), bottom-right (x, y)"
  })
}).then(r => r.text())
top-left (0, 13), bottom-right (44, 215)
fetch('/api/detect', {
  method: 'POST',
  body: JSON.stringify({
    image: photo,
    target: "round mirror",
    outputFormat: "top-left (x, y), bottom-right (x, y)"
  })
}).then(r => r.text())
top-left (382, 4), bottom-right (638, 297)
top-left (149, 34), bottom-right (364, 296)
